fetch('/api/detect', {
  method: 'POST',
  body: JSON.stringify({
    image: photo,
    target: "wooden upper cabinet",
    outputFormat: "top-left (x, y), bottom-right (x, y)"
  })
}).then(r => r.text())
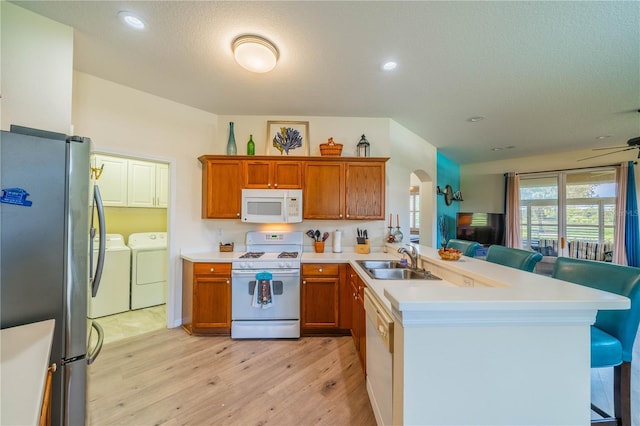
top-left (303, 162), bottom-right (345, 220)
top-left (244, 160), bottom-right (302, 189)
top-left (199, 157), bottom-right (243, 219)
top-left (345, 161), bottom-right (386, 220)
top-left (198, 155), bottom-right (388, 220)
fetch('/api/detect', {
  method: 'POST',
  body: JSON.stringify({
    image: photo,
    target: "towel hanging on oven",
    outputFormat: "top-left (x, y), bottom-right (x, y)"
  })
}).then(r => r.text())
top-left (252, 271), bottom-right (274, 309)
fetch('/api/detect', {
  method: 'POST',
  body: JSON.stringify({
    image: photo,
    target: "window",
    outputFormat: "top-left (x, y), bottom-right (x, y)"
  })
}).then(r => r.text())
top-left (409, 186), bottom-right (420, 234)
top-left (519, 168), bottom-right (616, 254)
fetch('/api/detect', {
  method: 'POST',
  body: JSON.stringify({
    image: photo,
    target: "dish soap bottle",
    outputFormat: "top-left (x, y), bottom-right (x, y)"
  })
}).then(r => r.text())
top-left (247, 134), bottom-right (255, 156)
top-left (226, 122), bottom-right (237, 155)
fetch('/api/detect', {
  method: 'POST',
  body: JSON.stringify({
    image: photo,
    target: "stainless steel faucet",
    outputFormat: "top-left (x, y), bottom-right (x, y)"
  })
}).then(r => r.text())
top-left (397, 245), bottom-right (418, 269)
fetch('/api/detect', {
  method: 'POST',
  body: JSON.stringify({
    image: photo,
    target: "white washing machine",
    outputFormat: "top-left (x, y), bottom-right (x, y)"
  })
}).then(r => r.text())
top-left (89, 234), bottom-right (131, 318)
top-left (128, 232), bottom-right (167, 310)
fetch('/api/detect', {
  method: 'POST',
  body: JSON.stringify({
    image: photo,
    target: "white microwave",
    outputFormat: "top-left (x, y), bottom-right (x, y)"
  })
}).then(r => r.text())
top-left (241, 189), bottom-right (303, 223)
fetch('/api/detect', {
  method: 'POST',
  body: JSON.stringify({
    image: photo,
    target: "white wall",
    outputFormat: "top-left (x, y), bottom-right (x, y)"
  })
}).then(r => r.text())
top-left (0, 1), bottom-right (73, 133)
top-left (72, 73), bottom-right (438, 327)
top-left (388, 120), bottom-right (438, 247)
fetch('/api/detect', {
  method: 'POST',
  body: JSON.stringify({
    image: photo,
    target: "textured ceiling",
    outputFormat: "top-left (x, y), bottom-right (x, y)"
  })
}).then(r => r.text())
top-left (11, 1), bottom-right (640, 164)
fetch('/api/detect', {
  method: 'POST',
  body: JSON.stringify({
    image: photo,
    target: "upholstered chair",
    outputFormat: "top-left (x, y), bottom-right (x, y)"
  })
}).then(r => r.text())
top-left (552, 257), bottom-right (640, 426)
top-left (445, 239), bottom-right (481, 257)
top-left (485, 245), bottom-right (543, 272)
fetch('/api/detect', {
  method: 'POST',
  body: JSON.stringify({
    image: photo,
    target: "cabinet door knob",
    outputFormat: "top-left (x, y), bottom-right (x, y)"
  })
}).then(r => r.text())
top-left (346, 214), bottom-right (350, 218)
top-left (302, 280), bottom-right (306, 285)
top-left (226, 280), bottom-right (230, 284)
top-left (210, 267), bottom-right (214, 272)
top-left (339, 214), bottom-right (343, 218)
top-left (236, 212), bottom-right (240, 217)
top-left (318, 268), bottom-right (323, 273)
top-left (267, 183), bottom-right (271, 188)
top-left (274, 183), bottom-right (278, 188)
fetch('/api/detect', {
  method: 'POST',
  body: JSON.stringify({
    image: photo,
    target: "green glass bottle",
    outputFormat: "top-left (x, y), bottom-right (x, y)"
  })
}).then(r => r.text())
top-left (247, 134), bottom-right (255, 156)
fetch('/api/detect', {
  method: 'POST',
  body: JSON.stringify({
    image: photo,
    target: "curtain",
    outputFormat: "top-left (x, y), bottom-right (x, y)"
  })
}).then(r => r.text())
top-left (625, 162), bottom-right (639, 267)
top-left (613, 163), bottom-right (628, 265)
top-left (504, 172), bottom-right (521, 248)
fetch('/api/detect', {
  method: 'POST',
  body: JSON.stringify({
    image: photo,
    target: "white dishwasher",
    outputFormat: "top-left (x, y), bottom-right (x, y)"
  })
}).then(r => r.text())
top-left (364, 288), bottom-right (394, 426)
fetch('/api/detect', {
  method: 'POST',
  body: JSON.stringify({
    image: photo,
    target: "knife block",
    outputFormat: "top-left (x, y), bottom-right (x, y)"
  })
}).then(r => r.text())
top-left (355, 240), bottom-right (370, 254)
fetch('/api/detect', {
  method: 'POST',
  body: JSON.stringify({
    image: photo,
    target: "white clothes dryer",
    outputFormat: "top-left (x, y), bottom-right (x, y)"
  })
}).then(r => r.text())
top-left (89, 234), bottom-right (131, 318)
top-left (128, 232), bottom-right (167, 310)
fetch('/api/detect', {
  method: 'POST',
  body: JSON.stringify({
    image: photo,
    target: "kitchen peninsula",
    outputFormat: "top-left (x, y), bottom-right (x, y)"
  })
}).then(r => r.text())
top-left (182, 244), bottom-right (629, 425)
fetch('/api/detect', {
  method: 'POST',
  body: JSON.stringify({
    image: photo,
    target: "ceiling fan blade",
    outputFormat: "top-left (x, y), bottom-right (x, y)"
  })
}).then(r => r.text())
top-left (591, 145), bottom-right (629, 151)
top-left (577, 147), bottom-right (637, 161)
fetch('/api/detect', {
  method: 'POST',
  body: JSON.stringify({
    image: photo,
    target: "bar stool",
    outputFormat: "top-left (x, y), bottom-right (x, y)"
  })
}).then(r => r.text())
top-left (485, 245), bottom-right (543, 272)
top-left (553, 257), bottom-right (640, 426)
top-left (445, 239), bottom-right (481, 257)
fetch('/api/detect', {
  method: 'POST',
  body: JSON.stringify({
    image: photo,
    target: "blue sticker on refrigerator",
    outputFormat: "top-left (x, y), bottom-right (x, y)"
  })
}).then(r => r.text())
top-left (0, 188), bottom-right (33, 206)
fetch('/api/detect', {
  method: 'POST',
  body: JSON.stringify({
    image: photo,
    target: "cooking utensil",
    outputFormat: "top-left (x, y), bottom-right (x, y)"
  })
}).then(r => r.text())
top-left (315, 230), bottom-right (321, 242)
top-left (322, 232), bottom-right (329, 242)
top-left (306, 230), bottom-right (316, 240)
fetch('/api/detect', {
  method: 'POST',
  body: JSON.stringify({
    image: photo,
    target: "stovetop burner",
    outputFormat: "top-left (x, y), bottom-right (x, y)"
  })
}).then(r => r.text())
top-left (239, 252), bottom-right (264, 259)
top-left (278, 251), bottom-right (299, 259)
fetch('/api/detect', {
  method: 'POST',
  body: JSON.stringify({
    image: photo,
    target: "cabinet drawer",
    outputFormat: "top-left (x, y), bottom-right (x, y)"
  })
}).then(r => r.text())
top-left (302, 263), bottom-right (339, 277)
top-left (194, 263), bottom-right (231, 275)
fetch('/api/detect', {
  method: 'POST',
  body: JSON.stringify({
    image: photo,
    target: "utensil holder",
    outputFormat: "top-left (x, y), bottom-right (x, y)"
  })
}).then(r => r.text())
top-left (314, 241), bottom-right (325, 253)
top-left (355, 240), bottom-right (370, 254)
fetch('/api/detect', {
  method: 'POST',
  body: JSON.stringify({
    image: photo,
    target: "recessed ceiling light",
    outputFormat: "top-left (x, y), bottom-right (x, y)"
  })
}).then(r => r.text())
top-left (467, 116), bottom-right (485, 123)
top-left (596, 135), bottom-right (611, 140)
top-left (232, 35), bottom-right (279, 73)
top-left (382, 61), bottom-right (397, 71)
top-left (118, 11), bottom-right (145, 30)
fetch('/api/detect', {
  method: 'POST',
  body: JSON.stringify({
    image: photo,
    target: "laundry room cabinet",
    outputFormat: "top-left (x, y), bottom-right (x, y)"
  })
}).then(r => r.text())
top-left (91, 154), bottom-right (168, 208)
top-left (181, 260), bottom-right (231, 335)
top-left (128, 160), bottom-right (169, 208)
top-left (92, 154), bottom-right (128, 207)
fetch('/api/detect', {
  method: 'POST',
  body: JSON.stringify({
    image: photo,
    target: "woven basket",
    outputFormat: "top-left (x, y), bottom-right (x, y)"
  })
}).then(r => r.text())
top-left (319, 137), bottom-right (343, 156)
top-left (219, 243), bottom-right (234, 252)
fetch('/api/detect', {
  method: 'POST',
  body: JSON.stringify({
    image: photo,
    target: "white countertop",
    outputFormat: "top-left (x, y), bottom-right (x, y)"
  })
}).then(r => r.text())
top-left (1, 319), bottom-right (55, 426)
top-left (180, 243), bottom-right (630, 324)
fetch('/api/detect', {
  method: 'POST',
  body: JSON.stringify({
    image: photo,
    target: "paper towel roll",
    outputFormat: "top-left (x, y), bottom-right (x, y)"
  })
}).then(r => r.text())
top-left (332, 230), bottom-right (342, 253)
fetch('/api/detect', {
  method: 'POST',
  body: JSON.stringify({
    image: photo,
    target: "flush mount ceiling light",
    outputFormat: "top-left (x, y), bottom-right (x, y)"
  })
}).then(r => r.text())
top-left (118, 11), bottom-right (145, 30)
top-left (232, 35), bottom-right (279, 73)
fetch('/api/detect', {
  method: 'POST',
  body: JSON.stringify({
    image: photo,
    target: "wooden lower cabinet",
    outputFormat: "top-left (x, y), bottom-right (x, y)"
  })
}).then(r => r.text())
top-left (347, 264), bottom-right (367, 373)
top-left (182, 260), bottom-right (231, 335)
top-left (301, 263), bottom-right (351, 335)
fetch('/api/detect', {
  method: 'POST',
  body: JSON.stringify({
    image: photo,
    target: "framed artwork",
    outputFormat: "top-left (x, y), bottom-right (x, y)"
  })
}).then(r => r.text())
top-left (266, 121), bottom-right (310, 156)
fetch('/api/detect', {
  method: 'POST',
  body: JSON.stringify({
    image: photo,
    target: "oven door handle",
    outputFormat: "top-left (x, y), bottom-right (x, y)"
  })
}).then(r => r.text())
top-left (232, 269), bottom-right (300, 277)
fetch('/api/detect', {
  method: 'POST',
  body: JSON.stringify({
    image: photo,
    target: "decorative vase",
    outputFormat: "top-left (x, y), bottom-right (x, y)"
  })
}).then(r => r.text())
top-left (393, 226), bottom-right (403, 243)
top-left (247, 134), bottom-right (255, 156)
top-left (226, 122), bottom-right (237, 155)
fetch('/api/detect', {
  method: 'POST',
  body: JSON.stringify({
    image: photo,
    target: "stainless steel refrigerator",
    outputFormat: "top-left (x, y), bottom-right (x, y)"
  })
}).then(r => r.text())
top-left (1, 125), bottom-right (106, 426)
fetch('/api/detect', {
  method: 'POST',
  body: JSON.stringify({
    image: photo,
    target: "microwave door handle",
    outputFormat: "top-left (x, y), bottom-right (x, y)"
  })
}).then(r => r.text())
top-left (282, 194), bottom-right (288, 222)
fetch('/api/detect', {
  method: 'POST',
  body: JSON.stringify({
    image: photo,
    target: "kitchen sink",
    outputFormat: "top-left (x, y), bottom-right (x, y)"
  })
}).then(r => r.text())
top-left (356, 260), bottom-right (441, 280)
top-left (356, 260), bottom-right (408, 269)
top-left (367, 268), bottom-right (442, 280)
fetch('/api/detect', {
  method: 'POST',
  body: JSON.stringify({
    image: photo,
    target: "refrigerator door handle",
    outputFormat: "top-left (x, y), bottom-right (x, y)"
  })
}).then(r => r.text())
top-left (90, 185), bottom-right (106, 297)
top-left (87, 321), bottom-right (104, 365)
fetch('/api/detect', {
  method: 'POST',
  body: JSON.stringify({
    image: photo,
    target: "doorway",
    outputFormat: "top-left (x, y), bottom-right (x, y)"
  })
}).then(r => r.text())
top-left (91, 152), bottom-right (170, 344)
top-left (410, 170), bottom-right (435, 248)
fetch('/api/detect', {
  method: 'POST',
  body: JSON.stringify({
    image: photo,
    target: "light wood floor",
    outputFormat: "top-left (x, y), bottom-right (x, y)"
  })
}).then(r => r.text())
top-left (91, 309), bottom-right (639, 426)
top-left (87, 329), bottom-right (376, 426)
